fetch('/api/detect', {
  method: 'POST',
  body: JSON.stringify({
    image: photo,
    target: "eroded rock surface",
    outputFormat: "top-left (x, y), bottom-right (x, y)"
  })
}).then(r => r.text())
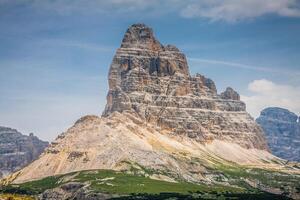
top-left (0, 126), bottom-right (48, 178)
top-left (103, 23), bottom-right (268, 150)
top-left (257, 107), bottom-right (300, 162)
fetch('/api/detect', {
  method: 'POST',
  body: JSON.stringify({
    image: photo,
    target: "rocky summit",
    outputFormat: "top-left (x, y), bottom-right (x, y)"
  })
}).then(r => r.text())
top-left (2, 24), bottom-right (300, 199)
top-left (0, 126), bottom-right (48, 178)
top-left (103, 23), bottom-right (267, 150)
top-left (257, 107), bottom-right (300, 162)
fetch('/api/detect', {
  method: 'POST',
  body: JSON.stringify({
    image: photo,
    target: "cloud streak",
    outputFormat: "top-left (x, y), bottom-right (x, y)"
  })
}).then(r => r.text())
top-left (188, 57), bottom-right (300, 77)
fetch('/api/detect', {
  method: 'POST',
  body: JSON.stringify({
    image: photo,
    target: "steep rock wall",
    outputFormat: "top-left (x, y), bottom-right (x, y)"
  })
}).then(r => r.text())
top-left (103, 24), bottom-right (268, 150)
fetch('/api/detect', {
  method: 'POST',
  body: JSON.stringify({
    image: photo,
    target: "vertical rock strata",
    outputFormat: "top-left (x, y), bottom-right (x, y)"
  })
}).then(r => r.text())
top-left (257, 107), bottom-right (300, 161)
top-left (103, 24), bottom-right (268, 150)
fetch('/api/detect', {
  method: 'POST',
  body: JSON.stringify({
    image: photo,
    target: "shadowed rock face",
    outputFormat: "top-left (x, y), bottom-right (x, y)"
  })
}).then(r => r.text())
top-left (103, 23), bottom-right (268, 150)
top-left (257, 107), bottom-right (300, 162)
top-left (0, 126), bottom-right (48, 178)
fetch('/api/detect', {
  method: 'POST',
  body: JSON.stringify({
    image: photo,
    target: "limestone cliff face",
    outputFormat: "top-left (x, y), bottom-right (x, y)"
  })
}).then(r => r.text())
top-left (5, 24), bottom-right (277, 185)
top-left (256, 107), bottom-right (300, 162)
top-left (103, 23), bottom-right (268, 150)
top-left (0, 126), bottom-right (48, 178)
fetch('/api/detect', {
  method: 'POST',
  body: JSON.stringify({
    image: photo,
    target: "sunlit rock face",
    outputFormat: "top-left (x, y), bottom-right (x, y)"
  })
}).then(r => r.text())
top-left (257, 107), bottom-right (300, 162)
top-left (0, 126), bottom-right (48, 178)
top-left (103, 23), bottom-right (268, 150)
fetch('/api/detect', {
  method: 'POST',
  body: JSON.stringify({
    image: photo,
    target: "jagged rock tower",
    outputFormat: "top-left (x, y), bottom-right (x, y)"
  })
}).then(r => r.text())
top-left (103, 24), bottom-right (267, 150)
top-left (6, 24), bottom-right (273, 184)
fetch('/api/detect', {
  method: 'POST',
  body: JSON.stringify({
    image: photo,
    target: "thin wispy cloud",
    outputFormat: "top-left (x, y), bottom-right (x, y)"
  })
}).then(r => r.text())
top-left (188, 57), bottom-right (300, 77)
top-left (2, 0), bottom-right (300, 22)
top-left (180, 0), bottom-right (300, 22)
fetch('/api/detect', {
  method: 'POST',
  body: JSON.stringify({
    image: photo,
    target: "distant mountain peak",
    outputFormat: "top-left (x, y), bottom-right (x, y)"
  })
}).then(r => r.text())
top-left (0, 126), bottom-right (48, 178)
top-left (259, 107), bottom-right (298, 123)
top-left (257, 107), bottom-right (300, 162)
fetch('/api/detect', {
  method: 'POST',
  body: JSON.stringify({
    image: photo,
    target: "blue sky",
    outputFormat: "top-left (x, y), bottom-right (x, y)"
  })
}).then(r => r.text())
top-left (0, 0), bottom-right (300, 141)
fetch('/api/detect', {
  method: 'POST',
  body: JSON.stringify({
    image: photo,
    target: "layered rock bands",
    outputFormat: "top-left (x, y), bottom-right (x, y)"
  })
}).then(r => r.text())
top-left (103, 23), bottom-right (268, 150)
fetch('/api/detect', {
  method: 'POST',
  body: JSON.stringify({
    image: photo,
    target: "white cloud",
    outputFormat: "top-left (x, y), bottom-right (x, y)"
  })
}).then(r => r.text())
top-left (180, 0), bottom-right (300, 22)
top-left (241, 79), bottom-right (300, 118)
top-left (3, 0), bottom-right (300, 22)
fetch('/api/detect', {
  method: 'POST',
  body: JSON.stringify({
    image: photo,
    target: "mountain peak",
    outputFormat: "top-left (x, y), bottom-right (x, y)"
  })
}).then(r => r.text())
top-left (104, 24), bottom-right (267, 151)
top-left (260, 107), bottom-right (298, 122)
top-left (121, 23), bottom-right (163, 51)
top-left (257, 107), bottom-right (300, 162)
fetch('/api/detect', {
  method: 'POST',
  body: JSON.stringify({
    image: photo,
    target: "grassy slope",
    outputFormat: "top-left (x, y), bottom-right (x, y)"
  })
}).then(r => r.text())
top-left (0, 169), bottom-right (295, 200)
top-left (215, 162), bottom-right (300, 196)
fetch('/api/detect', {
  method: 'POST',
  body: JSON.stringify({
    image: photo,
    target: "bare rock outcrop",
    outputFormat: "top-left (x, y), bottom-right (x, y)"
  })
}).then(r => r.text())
top-left (220, 87), bottom-right (240, 100)
top-left (103, 23), bottom-right (268, 150)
